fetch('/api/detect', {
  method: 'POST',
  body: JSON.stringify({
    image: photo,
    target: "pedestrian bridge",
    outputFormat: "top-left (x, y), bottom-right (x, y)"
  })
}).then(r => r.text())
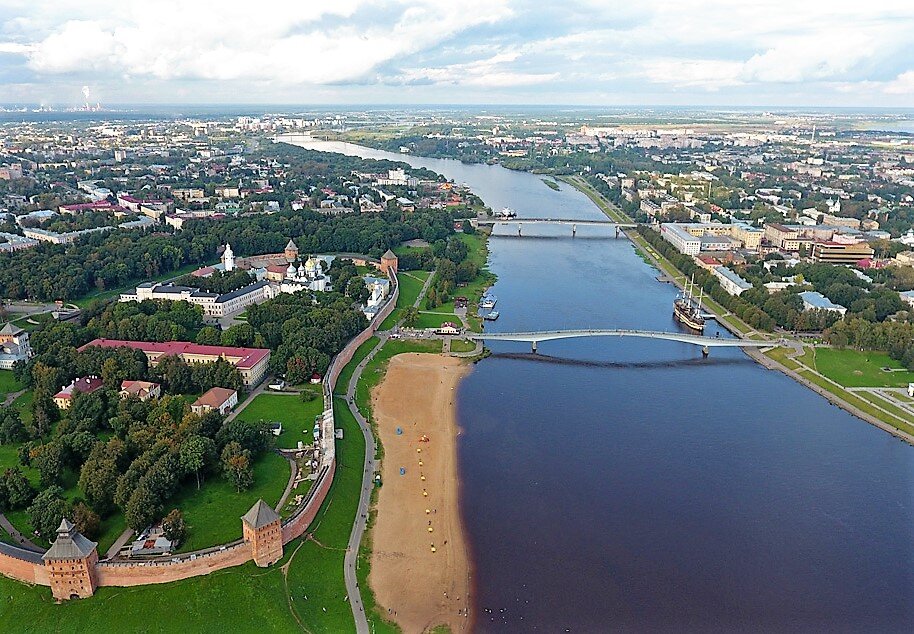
top-left (477, 217), bottom-right (636, 227)
top-left (475, 217), bottom-right (636, 237)
top-left (467, 329), bottom-right (786, 353)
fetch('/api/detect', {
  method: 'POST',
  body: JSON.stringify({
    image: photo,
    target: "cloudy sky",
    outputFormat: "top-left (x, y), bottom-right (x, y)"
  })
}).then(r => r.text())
top-left (2, 0), bottom-right (914, 107)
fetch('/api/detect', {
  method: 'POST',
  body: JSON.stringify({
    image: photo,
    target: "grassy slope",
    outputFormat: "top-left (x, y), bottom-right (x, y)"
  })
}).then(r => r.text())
top-left (0, 370), bottom-right (21, 400)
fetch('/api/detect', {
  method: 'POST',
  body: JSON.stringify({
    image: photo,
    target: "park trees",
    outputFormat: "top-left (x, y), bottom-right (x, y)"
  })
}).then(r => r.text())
top-left (0, 468), bottom-right (35, 511)
top-left (162, 508), bottom-right (187, 546)
top-left (0, 409), bottom-right (27, 444)
top-left (180, 435), bottom-right (216, 490)
top-left (221, 442), bottom-right (253, 492)
top-left (28, 486), bottom-right (69, 541)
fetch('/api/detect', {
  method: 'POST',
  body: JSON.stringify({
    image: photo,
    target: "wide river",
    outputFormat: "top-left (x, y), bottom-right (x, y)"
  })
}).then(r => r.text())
top-left (280, 136), bottom-right (914, 632)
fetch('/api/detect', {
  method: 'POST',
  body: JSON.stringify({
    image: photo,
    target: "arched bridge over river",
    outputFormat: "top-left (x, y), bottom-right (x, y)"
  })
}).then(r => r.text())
top-left (467, 329), bottom-right (788, 354)
top-left (474, 217), bottom-right (638, 237)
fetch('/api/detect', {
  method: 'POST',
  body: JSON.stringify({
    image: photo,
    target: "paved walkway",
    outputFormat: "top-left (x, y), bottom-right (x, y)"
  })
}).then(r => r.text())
top-left (343, 333), bottom-right (387, 634)
top-left (105, 528), bottom-right (135, 559)
top-left (1, 389), bottom-right (25, 408)
top-left (0, 513), bottom-right (42, 552)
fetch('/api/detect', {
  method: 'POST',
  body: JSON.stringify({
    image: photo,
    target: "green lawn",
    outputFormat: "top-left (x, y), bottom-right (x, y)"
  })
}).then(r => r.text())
top-left (0, 558), bottom-right (300, 632)
top-left (814, 348), bottom-right (914, 388)
top-left (449, 338), bottom-right (478, 353)
top-left (171, 451), bottom-right (290, 553)
top-left (236, 393), bottom-right (324, 449)
top-left (0, 369), bottom-right (22, 399)
top-left (333, 336), bottom-right (379, 396)
top-left (415, 311), bottom-right (458, 329)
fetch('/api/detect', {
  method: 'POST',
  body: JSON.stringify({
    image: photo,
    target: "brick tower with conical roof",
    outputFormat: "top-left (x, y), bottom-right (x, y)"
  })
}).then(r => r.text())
top-left (242, 499), bottom-right (283, 566)
top-left (42, 518), bottom-right (99, 601)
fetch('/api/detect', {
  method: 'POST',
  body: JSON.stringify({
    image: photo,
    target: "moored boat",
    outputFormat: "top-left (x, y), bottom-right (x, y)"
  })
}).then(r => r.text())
top-left (673, 277), bottom-right (705, 333)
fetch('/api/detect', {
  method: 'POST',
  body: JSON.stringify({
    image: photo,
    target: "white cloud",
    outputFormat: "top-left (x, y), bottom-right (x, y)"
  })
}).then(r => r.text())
top-left (12, 0), bottom-right (512, 84)
top-left (2, 0), bottom-right (914, 104)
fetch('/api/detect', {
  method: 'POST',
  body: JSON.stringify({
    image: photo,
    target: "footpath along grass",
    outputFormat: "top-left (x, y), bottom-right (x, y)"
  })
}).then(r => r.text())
top-left (813, 348), bottom-right (914, 388)
top-left (380, 270), bottom-right (430, 330)
top-left (334, 336), bottom-right (379, 396)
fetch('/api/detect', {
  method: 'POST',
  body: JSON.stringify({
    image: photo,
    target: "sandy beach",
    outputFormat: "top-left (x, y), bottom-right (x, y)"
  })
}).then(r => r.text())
top-left (370, 353), bottom-right (472, 633)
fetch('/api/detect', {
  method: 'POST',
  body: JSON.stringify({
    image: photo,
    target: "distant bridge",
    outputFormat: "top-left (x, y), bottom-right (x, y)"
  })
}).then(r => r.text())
top-left (475, 217), bottom-right (637, 237)
top-left (467, 329), bottom-right (785, 354)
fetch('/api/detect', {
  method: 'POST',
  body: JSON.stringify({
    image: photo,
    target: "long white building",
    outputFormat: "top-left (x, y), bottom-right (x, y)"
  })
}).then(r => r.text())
top-left (120, 279), bottom-right (274, 318)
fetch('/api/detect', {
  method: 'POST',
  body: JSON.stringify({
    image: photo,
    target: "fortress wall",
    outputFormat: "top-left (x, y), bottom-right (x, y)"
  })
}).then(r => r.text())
top-left (95, 543), bottom-right (251, 586)
top-left (0, 550), bottom-right (44, 585)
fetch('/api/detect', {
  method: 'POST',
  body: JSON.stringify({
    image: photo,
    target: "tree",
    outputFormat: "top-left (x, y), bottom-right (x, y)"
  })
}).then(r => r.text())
top-left (0, 467), bottom-right (34, 510)
top-left (161, 508), bottom-right (187, 546)
top-left (179, 435), bottom-right (215, 490)
top-left (27, 485), bottom-right (69, 541)
top-left (195, 326), bottom-right (221, 345)
top-left (71, 501), bottom-right (101, 540)
top-left (403, 306), bottom-right (419, 327)
top-left (124, 484), bottom-right (161, 532)
top-left (221, 441), bottom-right (254, 492)
top-left (30, 393), bottom-right (59, 438)
top-left (31, 441), bottom-right (65, 487)
top-left (0, 409), bottom-right (27, 444)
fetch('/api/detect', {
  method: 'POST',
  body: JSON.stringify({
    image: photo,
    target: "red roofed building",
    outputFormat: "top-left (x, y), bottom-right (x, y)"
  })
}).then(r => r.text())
top-left (54, 376), bottom-right (104, 410)
top-left (191, 387), bottom-right (238, 415)
top-left (79, 339), bottom-right (270, 387)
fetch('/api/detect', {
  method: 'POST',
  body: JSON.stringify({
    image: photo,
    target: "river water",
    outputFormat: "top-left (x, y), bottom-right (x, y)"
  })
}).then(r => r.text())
top-left (279, 136), bottom-right (914, 632)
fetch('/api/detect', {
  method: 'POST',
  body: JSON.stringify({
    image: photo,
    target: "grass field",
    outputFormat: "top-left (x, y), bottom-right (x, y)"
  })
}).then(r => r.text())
top-left (171, 451), bottom-right (290, 552)
top-left (333, 336), bottom-right (379, 396)
top-left (813, 348), bottom-right (914, 388)
top-left (0, 369), bottom-right (21, 400)
top-left (236, 393), bottom-right (324, 449)
top-left (415, 311), bottom-right (458, 329)
top-left (449, 338), bottom-right (478, 353)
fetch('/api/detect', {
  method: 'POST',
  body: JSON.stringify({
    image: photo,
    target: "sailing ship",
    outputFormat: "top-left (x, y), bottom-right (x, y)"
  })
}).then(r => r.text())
top-left (673, 276), bottom-right (705, 332)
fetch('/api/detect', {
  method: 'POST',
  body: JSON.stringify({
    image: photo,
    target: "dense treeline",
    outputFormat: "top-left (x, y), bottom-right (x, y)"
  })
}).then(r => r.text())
top-left (85, 299), bottom-right (206, 342)
top-left (0, 206), bottom-right (455, 301)
top-left (246, 291), bottom-right (366, 383)
top-left (426, 236), bottom-right (484, 308)
top-left (14, 388), bottom-right (269, 538)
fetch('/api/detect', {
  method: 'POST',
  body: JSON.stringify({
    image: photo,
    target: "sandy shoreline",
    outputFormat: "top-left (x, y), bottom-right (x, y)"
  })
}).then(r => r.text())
top-left (369, 353), bottom-right (472, 633)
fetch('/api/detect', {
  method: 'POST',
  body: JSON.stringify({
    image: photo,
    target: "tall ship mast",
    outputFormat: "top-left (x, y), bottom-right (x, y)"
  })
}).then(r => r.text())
top-left (673, 276), bottom-right (706, 332)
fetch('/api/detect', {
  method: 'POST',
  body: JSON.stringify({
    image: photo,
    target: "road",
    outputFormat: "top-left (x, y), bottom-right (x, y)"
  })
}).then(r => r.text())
top-left (343, 333), bottom-right (387, 634)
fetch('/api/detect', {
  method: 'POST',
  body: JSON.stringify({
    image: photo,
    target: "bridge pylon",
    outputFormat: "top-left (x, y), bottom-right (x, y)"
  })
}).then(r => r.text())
top-left (572, 224), bottom-right (576, 237)
top-left (531, 340), bottom-right (538, 353)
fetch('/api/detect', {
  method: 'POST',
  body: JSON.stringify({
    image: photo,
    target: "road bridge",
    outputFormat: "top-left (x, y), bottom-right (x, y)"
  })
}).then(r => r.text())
top-left (476, 217), bottom-right (637, 237)
top-left (468, 328), bottom-right (785, 354)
